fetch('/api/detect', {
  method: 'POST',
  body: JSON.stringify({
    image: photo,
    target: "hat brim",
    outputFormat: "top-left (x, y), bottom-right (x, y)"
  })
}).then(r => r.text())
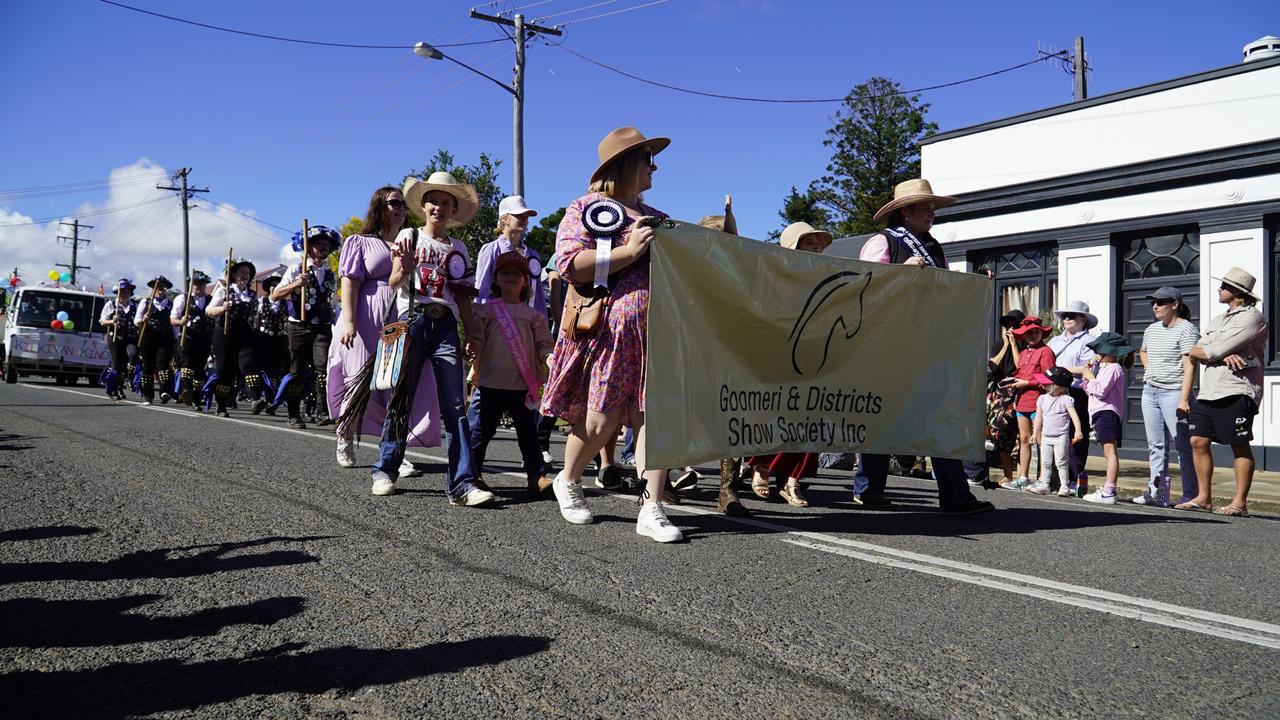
top-left (784, 230), bottom-right (833, 251)
top-left (1010, 324), bottom-right (1053, 337)
top-left (404, 178), bottom-right (480, 228)
top-left (146, 279), bottom-right (172, 289)
top-left (1088, 343), bottom-right (1136, 357)
top-left (873, 193), bottom-right (958, 222)
top-left (590, 137), bottom-right (671, 183)
top-left (229, 262), bottom-right (257, 279)
top-left (1212, 276), bottom-right (1261, 302)
top-left (1055, 308), bottom-right (1099, 330)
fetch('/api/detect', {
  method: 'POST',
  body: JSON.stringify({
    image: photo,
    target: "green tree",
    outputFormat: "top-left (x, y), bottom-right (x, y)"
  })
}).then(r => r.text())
top-left (403, 150), bottom-right (504, 260)
top-left (523, 206), bottom-right (565, 261)
top-left (809, 77), bottom-right (937, 236)
top-left (767, 186), bottom-right (832, 242)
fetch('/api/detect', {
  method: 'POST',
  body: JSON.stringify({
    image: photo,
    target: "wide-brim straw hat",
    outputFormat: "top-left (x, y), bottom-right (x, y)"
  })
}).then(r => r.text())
top-left (403, 171), bottom-right (479, 228)
top-left (1213, 266), bottom-right (1260, 302)
top-left (590, 126), bottom-right (670, 183)
top-left (1056, 299), bottom-right (1098, 330)
top-left (873, 179), bottom-right (957, 222)
top-left (779, 221), bottom-right (832, 251)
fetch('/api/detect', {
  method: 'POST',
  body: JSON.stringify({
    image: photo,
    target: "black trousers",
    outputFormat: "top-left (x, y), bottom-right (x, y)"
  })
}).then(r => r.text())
top-left (108, 338), bottom-right (136, 375)
top-left (257, 332), bottom-right (289, 383)
top-left (137, 334), bottom-right (174, 400)
top-left (284, 322), bottom-right (331, 417)
top-left (213, 325), bottom-right (261, 409)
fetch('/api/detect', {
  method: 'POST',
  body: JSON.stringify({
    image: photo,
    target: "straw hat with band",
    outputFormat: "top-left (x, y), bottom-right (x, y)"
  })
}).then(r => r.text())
top-left (873, 179), bottom-right (957, 223)
top-left (591, 126), bottom-right (670, 183)
top-left (402, 171), bottom-right (480, 228)
top-left (1010, 316), bottom-right (1053, 337)
top-left (1086, 331), bottom-right (1135, 358)
top-left (1213, 266), bottom-right (1260, 303)
top-left (779, 221), bottom-right (832, 251)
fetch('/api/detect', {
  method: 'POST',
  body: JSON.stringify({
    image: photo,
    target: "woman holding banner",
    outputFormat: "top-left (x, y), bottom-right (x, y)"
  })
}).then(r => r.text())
top-left (541, 126), bottom-right (683, 543)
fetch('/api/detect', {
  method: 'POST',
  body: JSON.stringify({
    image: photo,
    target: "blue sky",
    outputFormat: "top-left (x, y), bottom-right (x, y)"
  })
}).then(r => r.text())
top-left (1, 0), bottom-right (1275, 286)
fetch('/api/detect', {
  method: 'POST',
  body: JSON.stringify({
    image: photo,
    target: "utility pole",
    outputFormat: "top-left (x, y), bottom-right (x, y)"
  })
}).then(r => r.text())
top-left (1073, 36), bottom-right (1088, 101)
top-left (57, 219), bottom-right (93, 284)
top-left (158, 168), bottom-right (209, 284)
top-left (468, 10), bottom-right (561, 198)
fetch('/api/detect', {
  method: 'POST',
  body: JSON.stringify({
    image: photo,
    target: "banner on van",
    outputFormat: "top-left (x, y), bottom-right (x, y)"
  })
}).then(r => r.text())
top-left (9, 330), bottom-right (110, 367)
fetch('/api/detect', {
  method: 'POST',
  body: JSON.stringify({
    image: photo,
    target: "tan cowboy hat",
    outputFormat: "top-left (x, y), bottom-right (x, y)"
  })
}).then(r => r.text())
top-left (779, 221), bottom-right (832, 251)
top-left (402, 171), bottom-right (479, 227)
top-left (1214, 266), bottom-right (1260, 302)
top-left (591, 126), bottom-right (670, 183)
top-left (872, 179), bottom-right (957, 222)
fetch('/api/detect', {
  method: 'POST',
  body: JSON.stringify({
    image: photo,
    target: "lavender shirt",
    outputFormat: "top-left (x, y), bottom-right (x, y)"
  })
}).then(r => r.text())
top-left (1084, 363), bottom-right (1125, 420)
top-left (473, 236), bottom-right (546, 315)
top-left (1047, 331), bottom-right (1096, 388)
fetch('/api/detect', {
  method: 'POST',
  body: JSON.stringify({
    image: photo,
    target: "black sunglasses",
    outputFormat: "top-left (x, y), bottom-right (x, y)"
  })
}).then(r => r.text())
top-left (1151, 298), bottom-right (1175, 306)
top-left (385, 199), bottom-right (408, 209)
top-left (1061, 313), bottom-right (1081, 320)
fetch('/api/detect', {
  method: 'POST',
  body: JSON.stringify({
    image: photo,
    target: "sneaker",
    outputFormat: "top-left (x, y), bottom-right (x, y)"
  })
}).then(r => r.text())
top-left (1131, 492), bottom-right (1167, 508)
top-left (636, 502), bottom-right (683, 543)
top-left (1024, 481), bottom-right (1052, 495)
top-left (371, 474), bottom-right (396, 496)
top-left (1083, 488), bottom-right (1117, 505)
top-left (216, 410), bottom-right (230, 418)
top-left (851, 493), bottom-right (893, 508)
top-left (941, 499), bottom-right (996, 515)
top-left (336, 440), bottom-right (356, 468)
top-left (159, 392), bottom-right (171, 404)
top-left (287, 416), bottom-right (307, 429)
top-left (141, 400), bottom-right (154, 406)
top-left (1057, 484), bottom-right (1074, 497)
top-left (595, 465), bottom-right (623, 490)
top-left (251, 398), bottom-right (269, 415)
top-left (399, 459), bottom-right (422, 478)
top-left (670, 468), bottom-right (699, 491)
top-left (1000, 477), bottom-right (1030, 491)
top-left (553, 473), bottom-right (593, 524)
top-left (450, 486), bottom-right (496, 507)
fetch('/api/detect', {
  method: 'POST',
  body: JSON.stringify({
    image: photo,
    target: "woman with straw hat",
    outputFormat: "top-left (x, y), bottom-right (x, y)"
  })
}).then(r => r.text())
top-left (540, 126), bottom-right (684, 542)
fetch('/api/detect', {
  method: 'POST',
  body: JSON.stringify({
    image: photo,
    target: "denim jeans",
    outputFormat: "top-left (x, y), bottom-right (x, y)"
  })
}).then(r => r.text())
top-left (467, 386), bottom-right (543, 484)
top-left (855, 453), bottom-right (979, 508)
top-left (1142, 384), bottom-right (1196, 503)
top-left (620, 426), bottom-right (636, 466)
top-left (373, 309), bottom-right (476, 499)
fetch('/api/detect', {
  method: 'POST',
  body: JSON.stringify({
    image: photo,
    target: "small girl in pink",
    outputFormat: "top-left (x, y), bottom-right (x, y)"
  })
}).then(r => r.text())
top-left (1026, 367), bottom-right (1083, 495)
top-left (1080, 331), bottom-right (1136, 505)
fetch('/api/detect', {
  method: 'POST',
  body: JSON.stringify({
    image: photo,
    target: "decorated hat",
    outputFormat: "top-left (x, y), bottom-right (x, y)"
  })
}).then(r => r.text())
top-left (873, 179), bottom-right (957, 222)
top-left (402, 172), bottom-right (479, 227)
top-left (591, 126), bottom-right (670, 183)
top-left (1034, 366), bottom-right (1075, 388)
top-left (227, 258), bottom-right (257, 279)
top-left (1086, 331), bottom-right (1135, 358)
top-left (779, 221), bottom-right (832, 251)
top-left (260, 275), bottom-right (282, 291)
top-left (113, 277), bottom-right (136, 293)
top-left (190, 270), bottom-right (211, 284)
top-left (1010, 316), bottom-right (1053, 337)
top-left (1214, 266), bottom-right (1260, 303)
top-left (291, 225), bottom-right (342, 252)
top-left (146, 275), bottom-right (173, 289)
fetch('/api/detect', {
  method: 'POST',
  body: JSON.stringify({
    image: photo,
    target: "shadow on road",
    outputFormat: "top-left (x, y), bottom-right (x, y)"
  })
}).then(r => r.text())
top-left (1, 635), bottom-right (553, 719)
top-left (0, 525), bottom-right (100, 543)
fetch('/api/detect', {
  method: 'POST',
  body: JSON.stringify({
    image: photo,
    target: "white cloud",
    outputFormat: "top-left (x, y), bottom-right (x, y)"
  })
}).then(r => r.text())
top-left (0, 160), bottom-right (290, 293)
top-left (693, 0), bottom-right (779, 22)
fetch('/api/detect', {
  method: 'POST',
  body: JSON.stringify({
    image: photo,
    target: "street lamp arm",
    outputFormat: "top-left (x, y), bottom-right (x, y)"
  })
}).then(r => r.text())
top-left (415, 42), bottom-right (516, 96)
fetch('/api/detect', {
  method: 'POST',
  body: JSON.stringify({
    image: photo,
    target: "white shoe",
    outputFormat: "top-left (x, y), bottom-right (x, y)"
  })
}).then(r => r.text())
top-left (450, 487), bottom-right (496, 507)
top-left (1056, 485), bottom-right (1073, 497)
top-left (542, 450), bottom-right (553, 465)
top-left (552, 473), bottom-right (593, 524)
top-left (336, 440), bottom-right (356, 468)
top-left (371, 476), bottom-right (396, 496)
top-left (1083, 488), bottom-right (1117, 505)
top-left (1024, 481), bottom-right (1052, 495)
top-left (636, 502), bottom-right (683, 543)
top-left (399, 459), bottom-right (422, 478)
top-left (1131, 492), bottom-right (1167, 507)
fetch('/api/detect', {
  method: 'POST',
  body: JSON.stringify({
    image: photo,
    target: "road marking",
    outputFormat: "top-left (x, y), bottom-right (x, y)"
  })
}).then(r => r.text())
top-left (20, 383), bottom-right (1280, 650)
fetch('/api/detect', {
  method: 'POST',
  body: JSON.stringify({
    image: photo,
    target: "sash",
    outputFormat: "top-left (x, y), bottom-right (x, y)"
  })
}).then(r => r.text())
top-left (887, 226), bottom-right (940, 267)
top-left (491, 301), bottom-right (541, 409)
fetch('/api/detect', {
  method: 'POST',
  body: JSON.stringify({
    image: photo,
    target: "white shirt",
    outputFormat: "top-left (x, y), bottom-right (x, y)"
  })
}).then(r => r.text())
top-left (277, 263), bottom-right (337, 322)
top-left (209, 285), bottom-right (256, 309)
top-left (170, 292), bottom-right (210, 319)
top-left (393, 228), bottom-right (473, 319)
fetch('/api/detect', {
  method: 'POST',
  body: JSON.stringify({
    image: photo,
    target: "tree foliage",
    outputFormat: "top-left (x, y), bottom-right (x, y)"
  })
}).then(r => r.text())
top-left (523, 206), bottom-right (566, 260)
top-left (808, 77), bottom-right (937, 236)
top-left (767, 186), bottom-right (831, 242)
top-left (403, 150), bottom-right (504, 260)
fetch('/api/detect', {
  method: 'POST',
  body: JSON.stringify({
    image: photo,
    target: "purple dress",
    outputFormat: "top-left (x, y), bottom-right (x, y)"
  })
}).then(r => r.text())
top-left (326, 234), bottom-right (441, 445)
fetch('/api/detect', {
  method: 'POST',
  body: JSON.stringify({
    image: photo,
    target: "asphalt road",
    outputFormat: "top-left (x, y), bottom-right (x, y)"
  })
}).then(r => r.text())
top-left (2, 379), bottom-right (1277, 719)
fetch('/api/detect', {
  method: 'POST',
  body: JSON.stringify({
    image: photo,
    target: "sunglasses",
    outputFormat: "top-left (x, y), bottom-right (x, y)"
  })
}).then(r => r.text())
top-left (1151, 298), bottom-right (1175, 306)
top-left (385, 199), bottom-right (408, 210)
top-left (1060, 313), bottom-right (1081, 320)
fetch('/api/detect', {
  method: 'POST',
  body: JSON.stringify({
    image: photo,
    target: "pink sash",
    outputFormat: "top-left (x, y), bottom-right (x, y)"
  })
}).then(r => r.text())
top-left (491, 301), bottom-right (542, 409)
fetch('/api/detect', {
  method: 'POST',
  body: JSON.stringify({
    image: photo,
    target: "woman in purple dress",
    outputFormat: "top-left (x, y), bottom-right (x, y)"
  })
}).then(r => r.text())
top-left (327, 186), bottom-right (440, 470)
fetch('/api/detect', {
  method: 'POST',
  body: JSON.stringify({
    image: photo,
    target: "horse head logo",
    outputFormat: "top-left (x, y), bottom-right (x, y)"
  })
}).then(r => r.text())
top-left (788, 270), bottom-right (872, 376)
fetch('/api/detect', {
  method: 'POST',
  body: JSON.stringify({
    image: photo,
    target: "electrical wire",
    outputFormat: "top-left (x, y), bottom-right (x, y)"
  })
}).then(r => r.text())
top-left (0, 173), bottom-right (168, 201)
top-left (557, 0), bottom-right (670, 26)
top-left (0, 197), bottom-right (170, 227)
top-left (201, 197), bottom-right (296, 234)
top-left (98, 0), bottom-right (507, 50)
top-left (553, 44), bottom-right (1068, 103)
top-left (499, 0), bottom-right (562, 16)
top-left (193, 205), bottom-right (284, 244)
top-left (537, 0), bottom-right (626, 21)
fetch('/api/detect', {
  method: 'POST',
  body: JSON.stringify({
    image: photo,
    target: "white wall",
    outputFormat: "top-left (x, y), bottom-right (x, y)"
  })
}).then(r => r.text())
top-left (1057, 245), bottom-right (1115, 333)
top-left (922, 63), bottom-right (1280, 194)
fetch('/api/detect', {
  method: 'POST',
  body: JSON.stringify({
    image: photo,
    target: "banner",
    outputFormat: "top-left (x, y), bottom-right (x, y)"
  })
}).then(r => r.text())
top-left (645, 221), bottom-right (992, 468)
top-left (8, 330), bottom-right (110, 367)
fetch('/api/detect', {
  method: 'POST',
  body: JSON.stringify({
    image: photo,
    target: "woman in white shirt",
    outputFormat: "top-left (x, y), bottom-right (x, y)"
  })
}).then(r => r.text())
top-left (206, 260), bottom-right (268, 418)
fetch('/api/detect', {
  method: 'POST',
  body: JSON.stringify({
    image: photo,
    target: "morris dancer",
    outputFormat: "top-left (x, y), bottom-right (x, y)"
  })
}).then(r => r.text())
top-left (255, 274), bottom-right (288, 414)
top-left (273, 226), bottom-right (340, 429)
top-left (98, 278), bottom-right (138, 401)
top-left (171, 270), bottom-right (213, 410)
top-left (207, 259), bottom-right (268, 418)
top-left (133, 275), bottom-right (175, 405)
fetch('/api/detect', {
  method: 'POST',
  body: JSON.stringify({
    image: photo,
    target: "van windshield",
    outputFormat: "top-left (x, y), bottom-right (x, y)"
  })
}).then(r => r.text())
top-left (15, 291), bottom-right (103, 333)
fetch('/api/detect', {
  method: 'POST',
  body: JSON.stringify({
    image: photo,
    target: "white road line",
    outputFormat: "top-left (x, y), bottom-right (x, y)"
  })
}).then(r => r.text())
top-left (18, 383), bottom-right (1280, 651)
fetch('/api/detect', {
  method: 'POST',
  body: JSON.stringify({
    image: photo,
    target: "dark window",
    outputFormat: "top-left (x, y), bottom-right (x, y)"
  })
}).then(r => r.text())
top-left (1120, 229), bottom-right (1200, 280)
top-left (972, 244), bottom-right (1059, 332)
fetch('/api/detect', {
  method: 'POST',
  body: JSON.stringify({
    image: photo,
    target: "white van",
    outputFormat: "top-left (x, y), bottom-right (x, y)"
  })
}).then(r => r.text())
top-left (2, 286), bottom-right (110, 385)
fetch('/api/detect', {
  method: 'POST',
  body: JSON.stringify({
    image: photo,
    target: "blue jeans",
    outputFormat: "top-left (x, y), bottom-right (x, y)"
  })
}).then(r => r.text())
top-left (620, 426), bottom-right (636, 466)
top-left (855, 453), bottom-right (979, 509)
top-left (467, 386), bottom-right (543, 484)
top-left (1142, 384), bottom-right (1196, 503)
top-left (373, 309), bottom-right (476, 499)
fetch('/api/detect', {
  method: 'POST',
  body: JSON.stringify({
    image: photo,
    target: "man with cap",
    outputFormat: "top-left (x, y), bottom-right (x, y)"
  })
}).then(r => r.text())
top-left (98, 278), bottom-right (139, 400)
top-left (272, 225), bottom-right (340, 428)
top-left (850, 179), bottom-right (995, 515)
top-left (1046, 299), bottom-right (1098, 494)
top-left (1136, 286), bottom-right (1199, 507)
top-left (171, 270), bottom-right (214, 409)
top-left (1175, 267), bottom-right (1269, 517)
top-left (134, 275), bottom-right (175, 405)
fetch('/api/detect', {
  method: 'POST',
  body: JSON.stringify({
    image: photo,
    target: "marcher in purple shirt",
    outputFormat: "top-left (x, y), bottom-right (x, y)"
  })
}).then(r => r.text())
top-left (474, 195), bottom-right (546, 315)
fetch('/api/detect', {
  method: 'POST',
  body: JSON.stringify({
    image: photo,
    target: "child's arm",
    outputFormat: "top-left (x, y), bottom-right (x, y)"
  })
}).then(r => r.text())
top-left (1032, 406), bottom-right (1043, 445)
top-left (1085, 363), bottom-right (1121, 399)
top-left (1067, 405), bottom-right (1083, 443)
top-left (532, 313), bottom-right (554, 363)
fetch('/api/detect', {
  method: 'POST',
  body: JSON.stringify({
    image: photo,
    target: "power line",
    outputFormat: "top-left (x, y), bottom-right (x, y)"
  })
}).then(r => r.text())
top-left (557, 0), bottom-right (671, 26)
top-left (0, 197), bottom-right (169, 227)
top-left (538, 0), bottom-right (626, 20)
top-left (98, 0), bottom-right (508, 50)
top-left (201, 197), bottom-right (295, 234)
top-left (0, 173), bottom-right (168, 201)
top-left (551, 44), bottom-right (1068, 103)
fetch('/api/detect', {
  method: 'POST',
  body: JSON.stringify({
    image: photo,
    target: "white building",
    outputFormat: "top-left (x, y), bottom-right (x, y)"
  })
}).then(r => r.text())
top-left (922, 47), bottom-right (1279, 468)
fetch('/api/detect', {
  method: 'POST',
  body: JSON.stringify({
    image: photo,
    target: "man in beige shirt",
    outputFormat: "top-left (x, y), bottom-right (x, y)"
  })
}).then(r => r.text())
top-left (1175, 267), bottom-right (1269, 516)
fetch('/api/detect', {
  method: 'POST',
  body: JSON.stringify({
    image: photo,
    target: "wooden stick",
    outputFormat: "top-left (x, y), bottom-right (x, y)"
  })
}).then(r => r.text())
top-left (134, 282), bottom-right (161, 351)
top-left (222, 247), bottom-right (234, 333)
top-left (300, 219), bottom-right (310, 323)
top-left (178, 272), bottom-right (193, 351)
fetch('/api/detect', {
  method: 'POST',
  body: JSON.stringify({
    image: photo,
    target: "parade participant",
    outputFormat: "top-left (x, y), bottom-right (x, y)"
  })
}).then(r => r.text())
top-left (133, 275), bottom-right (175, 405)
top-left (255, 275), bottom-right (289, 415)
top-left (541, 126), bottom-right (684, 541)
top-left (1175, 268), bottom-right (1268, 517)
top-left (473, 196), bottom-right (546, 314)
top-left (206, 259), bottom-right (268, 418)
top-left (999, 316), bottom-right (1056, 490)
top-left (468, 250), bottom-right (554, 496)
top-left (1047, 300), bottom-right (1098, 494)
top-left (985, 309), bottom-right (1025, 484)
top-left (273, 226), bottom-right (340, 429)
top-left (1080, 332), bottom-right (1135, 505)
top-left (851, 179), bottom-right (995, 514)
top-left (1136, 287), bottom-right (1199, 507)
top-left (1025, 367), bottom-right (1083, 495)
top-left (170, 271), bottom-right (214, 410)
top-left (745, 221), bottom-right (831, 508)
top-left (98, 278), bottom-right (138, 401)
top-left (353, 172), bottom-right (487, 502)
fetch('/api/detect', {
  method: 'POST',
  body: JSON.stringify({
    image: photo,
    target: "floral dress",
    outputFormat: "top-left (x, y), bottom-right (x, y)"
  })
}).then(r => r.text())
top-left (541, 192), bottom-right (666, 424)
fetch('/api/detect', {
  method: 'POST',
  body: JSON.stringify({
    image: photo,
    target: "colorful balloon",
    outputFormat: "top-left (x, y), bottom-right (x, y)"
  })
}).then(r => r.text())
top-left (50, 320), bottom-right (64, 330)
top-left (48, 270), bottom-right (60, 281)
top-left (7, 276), bottom-right (18, 287)
top-left (62, 320), bottom-right (75, 331)
top-left (59, 272), bottom-right (71, 283)
top-left (56, 310), bottom-right (69, 321)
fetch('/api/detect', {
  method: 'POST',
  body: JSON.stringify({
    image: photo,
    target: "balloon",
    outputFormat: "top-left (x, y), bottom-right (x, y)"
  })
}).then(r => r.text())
top-left (50, 320), bottom-right (63, 330)
top-left (56, 310), bottom-right (69, 321)
top-left (48, 270), bottom-right (60, 281)
top-left (59, 272), bottom-right (71, 282)
top-left (63, 320), bottom-right (75, 331)
top-left (7, 276), bottom-right (18, 287)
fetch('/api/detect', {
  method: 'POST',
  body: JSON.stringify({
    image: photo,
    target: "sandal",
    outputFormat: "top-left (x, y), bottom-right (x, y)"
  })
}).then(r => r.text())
top-left (1173, 500), bottom-right (1213, 512)
top-left (751, 468), bottom-right (771, 500)
top-left (1214, 504), bottom-right (1249, 517)
top-left (779, 484), bottom-right (809, 508)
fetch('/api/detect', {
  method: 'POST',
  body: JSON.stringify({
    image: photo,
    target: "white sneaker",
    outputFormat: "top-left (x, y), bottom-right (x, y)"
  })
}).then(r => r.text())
top-left (1000, 477), bottom-right (1030, 491)
top-left (371, 476), bottom-right (396, 496)
top-left (552, 473), bottom-right (593, 525)
top-left (399, 459), bottom-right (422, 478)
top-left (1056, 485), bottom-right (1073, 497)
top-left (1024, 481), bottom-right (1052, 495)
top-left (542, 450), bottom-right (553, 465)
top-left (450, 487), bottom-right (496, 507)
top-left (336, 440), bottom-right (356, 468)
top-left (1083, 488), bottom-right (1117, 505)
top-left (1131, 492), bottom-right (1166, 507)
top-left (636, 502), bottom-right (683, 543)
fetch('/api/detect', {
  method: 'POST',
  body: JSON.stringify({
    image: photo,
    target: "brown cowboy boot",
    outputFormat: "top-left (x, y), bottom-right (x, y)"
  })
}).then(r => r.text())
top-left (717, 458), bottom-right (750, 516)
